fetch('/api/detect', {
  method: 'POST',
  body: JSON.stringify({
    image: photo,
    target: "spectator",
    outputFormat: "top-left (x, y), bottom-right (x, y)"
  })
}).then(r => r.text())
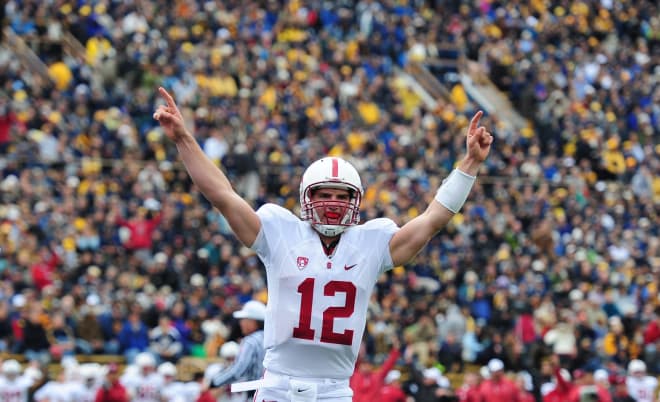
top-left (48, 310), bottom-right (92, 357)
top-left (28, 244), bottom-right (61, 292)
top-left (77, 304), bottom-right (107, 354)
top-left (642, 306), bottom-right (660, 374)
top-left (0, 96), bottom-right (17, 154)
top-left (20, 306), bottom-right (51, 364)
top-left (543, 310), bottom-right (577, 369)
top-left (98, 301), bottom-right (124, 355)
top-left (438, 332), bottom-right (464, 373)
top-left (0, 300), bottom-right (13, 352)
top-left (114, 206), bottom-right (162, 263)
top-left (603, 316), bottom-right (632, 364)
top-left (118, 307), bottom-right (150, 364)
top-left (147, 314), bottom-right (184, 363)
top-left (169, 300), bottom-right (192, 354)
top-left (514, 304), bottom-right (537, 348)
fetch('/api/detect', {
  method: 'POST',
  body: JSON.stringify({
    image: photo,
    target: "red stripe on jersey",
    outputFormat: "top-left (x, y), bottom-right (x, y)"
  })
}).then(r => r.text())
top-left (331, 158), bottom-right (339, 177)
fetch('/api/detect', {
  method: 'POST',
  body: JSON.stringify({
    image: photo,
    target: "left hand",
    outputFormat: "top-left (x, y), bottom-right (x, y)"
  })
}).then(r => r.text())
top-left (465, 110), bottom-right (493, 163)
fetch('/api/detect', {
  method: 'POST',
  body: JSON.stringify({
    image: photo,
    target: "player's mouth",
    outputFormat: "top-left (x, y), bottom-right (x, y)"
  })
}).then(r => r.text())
top-left (325, 211), bottom-right (341, 222)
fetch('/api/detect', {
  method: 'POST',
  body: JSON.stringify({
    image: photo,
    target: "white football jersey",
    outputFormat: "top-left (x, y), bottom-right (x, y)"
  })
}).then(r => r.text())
top-left (120, 372), bottom-right (163, 402)
top-left (68, 382), bottom-right (99, 402)
top-left (161, 381), bottom-right (185, 402)
top-left (33, 381), bottom-right (75, 402)
top-left (252, 203), bottom-right (398, 379)
top-left (626, 375), bottom-right (658, 402)
top-left (180, 381), bottom-right (201, 401)
top-left (0, 376), bottom-right (33, 402)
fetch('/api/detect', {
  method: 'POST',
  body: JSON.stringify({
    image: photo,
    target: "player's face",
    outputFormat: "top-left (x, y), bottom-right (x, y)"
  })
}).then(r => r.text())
top-left (239, 318), bottom-right (258, 335)
top-left (309, 188), bottom-right (351, 225)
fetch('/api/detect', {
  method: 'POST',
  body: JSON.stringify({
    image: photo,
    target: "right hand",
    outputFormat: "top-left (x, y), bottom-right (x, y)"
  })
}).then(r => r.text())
top-left (153, 87), bottom-right (188, 142)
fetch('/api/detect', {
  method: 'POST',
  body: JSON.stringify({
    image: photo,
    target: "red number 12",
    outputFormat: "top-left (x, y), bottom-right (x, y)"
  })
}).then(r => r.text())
top-left (292, 278), bottom-right (356, 345)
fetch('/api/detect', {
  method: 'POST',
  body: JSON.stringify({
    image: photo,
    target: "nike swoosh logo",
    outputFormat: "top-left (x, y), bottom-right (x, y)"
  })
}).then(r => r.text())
top-left (297, 388), bottom-right (309, 392)
top-left (344, 264), bottom-right (357, 270)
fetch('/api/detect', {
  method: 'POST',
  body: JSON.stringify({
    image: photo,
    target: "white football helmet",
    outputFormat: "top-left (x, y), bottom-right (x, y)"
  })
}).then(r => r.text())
top-left (135, 352), bottom-right (156, 369)
top-left (299, 157), bottom-right (363, 237)
top-left (1, 359), bottom-right (21, 376)
top-left (157, 361), bottom-right (177, 377)
top-left (220, 340), bottom-right (240, 359)
top-left (628, 359), bottom-right (646, 375)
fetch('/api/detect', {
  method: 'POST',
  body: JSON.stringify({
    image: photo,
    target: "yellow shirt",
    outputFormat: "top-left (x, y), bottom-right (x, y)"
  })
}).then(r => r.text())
top-left (48, 61), bottom-right (73, 90)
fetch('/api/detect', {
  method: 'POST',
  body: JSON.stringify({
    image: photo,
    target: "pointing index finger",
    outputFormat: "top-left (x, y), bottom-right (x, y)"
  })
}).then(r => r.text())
top-left (469, 110), bottom-right (484, 132)
top-left (158, 87), bottom-right (176, 108)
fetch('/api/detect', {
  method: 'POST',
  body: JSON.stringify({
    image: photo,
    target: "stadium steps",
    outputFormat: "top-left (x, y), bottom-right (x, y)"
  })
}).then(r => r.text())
top-left (1, 27), bottom-right (54, 88)
top-left (60, 31), bottom-right (88, 62)
top-left (460, 60), bottom-right (529, 135)
top-left (406, 60), bottom-right (452, 106)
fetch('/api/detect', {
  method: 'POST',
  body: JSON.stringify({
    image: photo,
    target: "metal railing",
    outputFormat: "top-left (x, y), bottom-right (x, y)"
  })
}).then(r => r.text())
top-left (2, 27), bottom-right (54, 87)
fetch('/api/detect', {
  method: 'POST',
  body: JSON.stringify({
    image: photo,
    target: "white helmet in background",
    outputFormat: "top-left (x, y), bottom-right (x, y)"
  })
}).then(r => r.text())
top-left (157, 362), bottom-right (177, 377)
top-left (79, 364), bottom-right (99, 382)
top-left (628, 359), bottom-right (646, 375)
top-left (220, 341), bottom-right (240, 359)
top-left (135, 352), bottom-right (156, 369)
top-left (23, 366), bottom-right (43, 382)
top-left (299, 157), bottom-right (363, 237)
top-left (1, 359), bottom-right (21, 376)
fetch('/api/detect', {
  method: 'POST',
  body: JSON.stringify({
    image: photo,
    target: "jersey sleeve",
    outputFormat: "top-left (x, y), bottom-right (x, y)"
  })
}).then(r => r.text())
top-left (357, 217), bottom-right (399, 274)
top-left (251, 203), bottom-right (301, 270)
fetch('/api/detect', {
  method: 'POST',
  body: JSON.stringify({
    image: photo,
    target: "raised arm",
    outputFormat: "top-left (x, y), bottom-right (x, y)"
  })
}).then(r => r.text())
top-left (153, 87), bottom-right (261, 246)
top-left (389, 111), bottom-right (493, 266)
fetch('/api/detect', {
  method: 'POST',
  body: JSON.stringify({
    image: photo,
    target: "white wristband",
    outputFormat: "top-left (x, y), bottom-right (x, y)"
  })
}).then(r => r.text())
top-left (434, 169), bottom-right (476, 213)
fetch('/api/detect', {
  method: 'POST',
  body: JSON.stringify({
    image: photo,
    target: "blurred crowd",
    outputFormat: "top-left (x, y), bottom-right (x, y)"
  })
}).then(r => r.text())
top-left (0, 0), bottom-right (659, 401)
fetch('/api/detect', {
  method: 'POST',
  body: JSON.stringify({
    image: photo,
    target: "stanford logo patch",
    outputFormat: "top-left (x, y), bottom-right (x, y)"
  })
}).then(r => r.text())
top-left (296, 256), bottom-right (309, 270)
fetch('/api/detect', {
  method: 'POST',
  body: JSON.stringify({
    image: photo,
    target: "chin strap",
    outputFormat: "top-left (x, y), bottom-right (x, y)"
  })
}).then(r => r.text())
top-left (312, 223), bottom-right (347, 237)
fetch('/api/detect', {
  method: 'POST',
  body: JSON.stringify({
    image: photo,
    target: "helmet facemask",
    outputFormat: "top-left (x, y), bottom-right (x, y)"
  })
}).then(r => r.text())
top-left (299, 157), bottom-right (363, 237)
top-left (302, 186), bottom-right (361, 237)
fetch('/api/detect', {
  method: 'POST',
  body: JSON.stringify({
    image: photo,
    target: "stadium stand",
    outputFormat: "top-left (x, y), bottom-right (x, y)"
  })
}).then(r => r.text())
top-left (0, 0), bottom-right (658, 401)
